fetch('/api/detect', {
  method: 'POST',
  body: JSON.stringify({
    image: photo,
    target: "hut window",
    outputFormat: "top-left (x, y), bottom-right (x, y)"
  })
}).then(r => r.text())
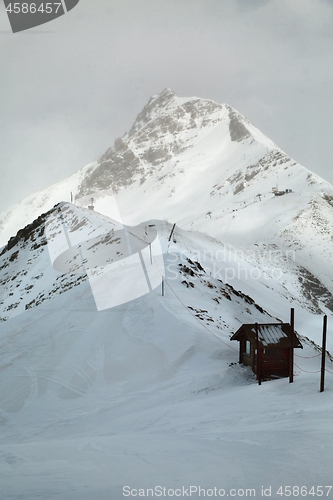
top-left (245, 340), bottom-right (251, 355)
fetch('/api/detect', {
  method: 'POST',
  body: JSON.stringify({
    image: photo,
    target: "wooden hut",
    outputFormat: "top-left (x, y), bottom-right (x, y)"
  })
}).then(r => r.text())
top-left (230, 323), bottom-right (303, 379)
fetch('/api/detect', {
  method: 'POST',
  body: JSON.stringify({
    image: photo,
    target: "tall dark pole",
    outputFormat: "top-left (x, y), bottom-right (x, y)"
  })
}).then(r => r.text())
top-left (320, 315), bottom-right (327, 393)
top-left (289, 308), bottom-right (294, 383)
top-left (256, 323), bottom-right (261, 386)
top-left (168, 223), bottom-right (176, 242)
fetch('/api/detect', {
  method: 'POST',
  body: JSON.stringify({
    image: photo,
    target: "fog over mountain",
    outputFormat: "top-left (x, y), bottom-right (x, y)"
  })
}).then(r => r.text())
top-left (1, 0), bottom-right (333, 214)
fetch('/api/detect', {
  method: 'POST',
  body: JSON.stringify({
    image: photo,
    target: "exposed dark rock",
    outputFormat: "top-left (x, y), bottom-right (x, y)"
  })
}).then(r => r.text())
top-left (298, 266), bottom-right (333, 313)
top-left (228, 107), bottom-right (250, 142)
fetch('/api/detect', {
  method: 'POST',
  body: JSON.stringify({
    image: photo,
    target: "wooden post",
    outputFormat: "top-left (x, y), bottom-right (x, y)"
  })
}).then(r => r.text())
top-left (256, 323), bottom-right (261, 385)
top-left (289, 308), bottom-right (294, 383)
top-left (320, 315), bottom-right (327, 393)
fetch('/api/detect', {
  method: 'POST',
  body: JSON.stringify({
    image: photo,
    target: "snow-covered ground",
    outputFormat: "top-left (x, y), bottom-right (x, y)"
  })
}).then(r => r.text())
top-left (1, 209), bottom-right (333, 499)
top-left (1, 90), bottom-right (333, 498)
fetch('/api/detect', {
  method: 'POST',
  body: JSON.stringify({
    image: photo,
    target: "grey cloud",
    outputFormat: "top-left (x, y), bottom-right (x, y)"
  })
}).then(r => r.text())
top-left (236, 0), bottom-right (272, 11)
top-left (0, 0), bottom-right (332, 212)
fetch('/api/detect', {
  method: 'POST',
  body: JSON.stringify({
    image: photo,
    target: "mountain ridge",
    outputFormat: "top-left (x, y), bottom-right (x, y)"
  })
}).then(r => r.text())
top-left (1, 91), bottom-right (333, 497)
top-left (94, 87), bottom-right (333, 316)
top-left (1, 89), bottom-right (333, 319)
top-left (0, 88), bottom-right (330, 246)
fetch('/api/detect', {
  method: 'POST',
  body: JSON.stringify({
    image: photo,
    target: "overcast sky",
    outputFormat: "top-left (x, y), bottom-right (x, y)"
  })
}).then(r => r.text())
top-left (0, 0), bottom-right (332, 213)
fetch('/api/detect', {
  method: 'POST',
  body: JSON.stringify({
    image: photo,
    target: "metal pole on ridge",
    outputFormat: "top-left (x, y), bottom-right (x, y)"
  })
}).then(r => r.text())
top-left (320, 315), bottom-right (327, 393)
top-left (168, 223), bottom-right (176, 242)
top-left (256, 323), bottom-right (261, 386)
top-left (289, 308), bottom-right (294, 383)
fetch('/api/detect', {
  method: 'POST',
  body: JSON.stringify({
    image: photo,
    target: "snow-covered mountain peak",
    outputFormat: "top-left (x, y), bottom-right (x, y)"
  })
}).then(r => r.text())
top-left (126, 87), bottom-right (230, 139)
top-left (1, 88), bottom-right (332, 268)
top-left (127, 87), bottom-right (179, 136)
top-left (76, 90), bottom-right (280, 202)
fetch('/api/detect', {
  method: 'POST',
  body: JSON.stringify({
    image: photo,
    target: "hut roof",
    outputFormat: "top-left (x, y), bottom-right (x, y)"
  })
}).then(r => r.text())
top-left (230, 323), bottom-right (303, 349)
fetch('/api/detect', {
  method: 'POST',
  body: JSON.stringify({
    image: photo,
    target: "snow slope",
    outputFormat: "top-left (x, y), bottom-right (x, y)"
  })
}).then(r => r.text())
top-left (0, 204), bottom-right (333, 499)
top-left (1, 90), bottom-right (333, 498)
